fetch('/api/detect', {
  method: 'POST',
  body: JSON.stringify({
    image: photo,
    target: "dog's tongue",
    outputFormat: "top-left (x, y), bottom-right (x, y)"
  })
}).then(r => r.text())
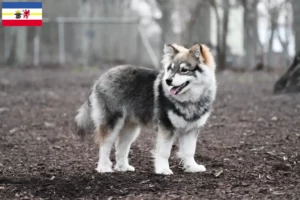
top-left (170, 87), bottom-right (180, 95)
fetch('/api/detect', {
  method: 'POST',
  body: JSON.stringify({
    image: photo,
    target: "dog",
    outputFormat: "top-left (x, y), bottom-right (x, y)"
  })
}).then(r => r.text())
top-left (74, 43), bottom-right (217, 175)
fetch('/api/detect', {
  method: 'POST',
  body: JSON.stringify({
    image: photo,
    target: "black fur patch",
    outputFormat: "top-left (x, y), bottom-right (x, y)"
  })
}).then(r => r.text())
top-left (157, 83), bottom-right (175, 131)
top-left (122, 67), bottom-right (158, 125)
top-left (107, 111), bottom-right (123, 129)
top-left (169, 95), bottom-right (211, 121)
top-left (191, 65), bottom-right (203, 73)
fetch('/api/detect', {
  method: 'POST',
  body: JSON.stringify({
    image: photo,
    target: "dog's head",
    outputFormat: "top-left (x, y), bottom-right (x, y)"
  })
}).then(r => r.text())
top-left (161, 43), bottom-right (216, 99)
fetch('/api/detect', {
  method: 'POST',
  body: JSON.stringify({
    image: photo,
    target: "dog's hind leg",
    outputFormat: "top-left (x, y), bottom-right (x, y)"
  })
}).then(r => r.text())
top-left (95, 116), bottom-right (125, 173)
top-left (90, 91), bottom-right (125, 173)
top-left (114, 121), bottom-right (140, 172)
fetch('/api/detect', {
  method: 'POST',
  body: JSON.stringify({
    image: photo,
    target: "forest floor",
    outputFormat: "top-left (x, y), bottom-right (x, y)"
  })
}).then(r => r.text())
top-left (0, 66), bottom-right (300, 200)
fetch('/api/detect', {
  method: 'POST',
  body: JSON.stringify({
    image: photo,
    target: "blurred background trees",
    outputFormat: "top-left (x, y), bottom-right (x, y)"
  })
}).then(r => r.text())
top-left (0, 0), bottom-right (298, 72)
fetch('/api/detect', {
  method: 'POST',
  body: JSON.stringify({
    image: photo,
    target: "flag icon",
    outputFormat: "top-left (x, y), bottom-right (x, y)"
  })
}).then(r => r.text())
top-left (2, 2), bottom-right (42, 26)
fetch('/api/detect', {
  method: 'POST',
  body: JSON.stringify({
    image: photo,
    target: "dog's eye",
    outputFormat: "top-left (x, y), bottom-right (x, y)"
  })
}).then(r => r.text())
top-left (180, 68), bottom-right (189, 73)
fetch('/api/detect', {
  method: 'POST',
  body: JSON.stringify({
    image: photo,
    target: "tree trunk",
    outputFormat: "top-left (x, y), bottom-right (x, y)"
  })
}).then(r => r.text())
top-left (219, 0), bottom-right (230, 70)
top-left (179, 0), bottom-right (210, 46)
top-left (293, 0), bottom-right (300, 52)
top-left (189, 1), bottom-right (211, 46)
top-left (210, 0), bottom-right (222, 70)
top-left (274, 52), bottom-right (300, 93)
top-left (276, 28), bottom-right (290, 66)
top-left (4, 28), bottom-right (17, 65)
top-left (242, 0), bottom-right (259, 69)
top-left (267, 22), bottom-right (276, 67)
top-left (157, 0), bottom-right (174, 57)
top-left (79, 0), bottom-right (92, 67)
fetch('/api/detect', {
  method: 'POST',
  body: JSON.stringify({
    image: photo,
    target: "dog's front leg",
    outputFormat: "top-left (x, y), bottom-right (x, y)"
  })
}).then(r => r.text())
top-left (154, 127), bottom-right (175, 175)
top-left (178, 130), bottom-right (206, 173)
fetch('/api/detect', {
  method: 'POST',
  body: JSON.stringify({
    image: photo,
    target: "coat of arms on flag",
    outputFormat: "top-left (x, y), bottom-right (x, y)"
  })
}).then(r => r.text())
top-left (2, 2), bottom-right (42, 26)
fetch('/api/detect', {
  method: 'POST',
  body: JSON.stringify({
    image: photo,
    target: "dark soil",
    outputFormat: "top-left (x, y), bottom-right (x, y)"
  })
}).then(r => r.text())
top-left (1, 66), bottom-right (300, 200)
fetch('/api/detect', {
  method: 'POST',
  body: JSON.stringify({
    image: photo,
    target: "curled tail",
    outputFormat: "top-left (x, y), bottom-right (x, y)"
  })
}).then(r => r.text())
top-left (74, 100), bottom-right (93, 139)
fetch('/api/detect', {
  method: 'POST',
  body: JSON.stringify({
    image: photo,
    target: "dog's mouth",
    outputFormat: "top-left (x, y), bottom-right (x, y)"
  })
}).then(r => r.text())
top-left (170, 81), bottom-right (190, 95)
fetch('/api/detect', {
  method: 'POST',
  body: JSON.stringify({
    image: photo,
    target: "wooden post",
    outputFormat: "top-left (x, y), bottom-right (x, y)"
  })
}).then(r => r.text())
top-left (33, 27), bottom-right (41, 66)
top-left (15, 27), bottom-right (28, 65)
top-left (138, 26), bottom-right (159, 68)
top-left (58, 18), bottom-right (65, 65)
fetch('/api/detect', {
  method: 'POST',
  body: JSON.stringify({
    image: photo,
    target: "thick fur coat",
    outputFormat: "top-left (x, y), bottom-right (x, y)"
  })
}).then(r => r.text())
top-left (75, 43), bottom-right (217, 175)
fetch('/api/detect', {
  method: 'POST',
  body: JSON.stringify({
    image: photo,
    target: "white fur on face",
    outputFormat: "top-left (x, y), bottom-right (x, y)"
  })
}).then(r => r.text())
top-left (162, 63), bottom-right (216, 102)
top-left (172, 73), bottom-right (191, 86)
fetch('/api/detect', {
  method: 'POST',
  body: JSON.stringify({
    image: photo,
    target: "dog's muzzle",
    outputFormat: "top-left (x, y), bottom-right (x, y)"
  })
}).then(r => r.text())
top-left (169, 81), bottom-right (190, 95)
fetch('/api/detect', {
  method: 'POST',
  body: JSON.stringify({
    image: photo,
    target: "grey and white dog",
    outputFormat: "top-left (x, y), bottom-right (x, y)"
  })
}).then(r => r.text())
top-left (75, 43), bottom-right (217, 175)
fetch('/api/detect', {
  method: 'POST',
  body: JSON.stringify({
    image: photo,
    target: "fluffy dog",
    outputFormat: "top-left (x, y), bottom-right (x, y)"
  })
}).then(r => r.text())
top-left (75, 43), bottom-right (217, 175)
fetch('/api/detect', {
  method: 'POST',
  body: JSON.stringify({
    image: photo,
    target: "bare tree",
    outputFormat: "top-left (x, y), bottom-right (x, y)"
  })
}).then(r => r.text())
top-left (3, 0), bottom-right (29, 66)
top-left (156, 0), bottom-right (174, 56)
top-left (178, 0), bottom-right (202, 45)
top-left (4, 28), bottom-right (28, 66)
top-left (210, 0), bottom-right (231, 70)
top-left (241, 0), bottom-right (260, 69)
top-left (4, 28), bottom-right (17, 65)
top-left (293, 0), bottom-right (300, 52)
top-left (262, 0), bottom-right (289, 67)
top-left (276, 0), bottom-right (292, 65)
top-left (267, 0), bottom-right (280, 67)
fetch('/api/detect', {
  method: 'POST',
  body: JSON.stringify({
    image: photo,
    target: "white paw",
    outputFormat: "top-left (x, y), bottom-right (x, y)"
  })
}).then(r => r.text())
top-left (114, 164), bottom-right (135, 172)
top-left (155, 168), bottom-right (173, 175)
top-left (95, 166), bottom-right (114, 173)
top-left (184, 164), bottom-right (206, 173)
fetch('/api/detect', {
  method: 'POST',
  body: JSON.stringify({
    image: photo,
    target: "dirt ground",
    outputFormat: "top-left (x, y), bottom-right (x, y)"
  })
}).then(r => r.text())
top-left (0, 66), bottom-right (300, 200)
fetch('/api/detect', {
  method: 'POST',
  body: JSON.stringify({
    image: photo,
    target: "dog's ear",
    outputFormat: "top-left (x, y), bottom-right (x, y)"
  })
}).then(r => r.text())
top-left (190, 43), bottom-right (203, 61)
top-left (199, 44), bottom-right (216, 71)
top-left (164, 44), bottom-right (179, 59)
top-left (190, 43), bottom-right (216, 70)
top-left (161, 44), bottom-right (180, 68)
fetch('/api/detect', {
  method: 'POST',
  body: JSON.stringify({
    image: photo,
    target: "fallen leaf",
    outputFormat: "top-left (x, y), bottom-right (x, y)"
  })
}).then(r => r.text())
top-left (214, 169), bottom-right (223, 177)
top-left (140, 179), bottom-right (150, 184)
top-left (44, 122), bottom-right (55, 128)
top-left (0, 107), bottom-right (9, 113)
top-left (9, 128), bottom-right (18, 134)
top-left (272, 191), bottom-right (285, 195)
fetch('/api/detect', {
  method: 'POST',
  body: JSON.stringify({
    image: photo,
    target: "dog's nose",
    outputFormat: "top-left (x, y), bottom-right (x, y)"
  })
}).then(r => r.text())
top-left (166, 78), bottom-right (173, 86)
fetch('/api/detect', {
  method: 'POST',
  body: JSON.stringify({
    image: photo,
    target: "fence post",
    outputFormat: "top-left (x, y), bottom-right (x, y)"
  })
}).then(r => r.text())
top-left (58, 18), bottom-right (65, 65)
top-left (33, 27), bottom-right (41, 66)
top-left (138, 26), bottom-right (159, 68)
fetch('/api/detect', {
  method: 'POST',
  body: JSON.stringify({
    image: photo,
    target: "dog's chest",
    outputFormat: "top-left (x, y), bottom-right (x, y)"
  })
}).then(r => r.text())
top-left (164, 94), bottom-right (212, 130)
top-left (167, 110), bottom-right (210, 130)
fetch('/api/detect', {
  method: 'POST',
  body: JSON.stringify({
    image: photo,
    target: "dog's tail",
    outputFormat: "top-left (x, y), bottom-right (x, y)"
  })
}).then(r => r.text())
top-left (74, 99), bottom-right (93, 139)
